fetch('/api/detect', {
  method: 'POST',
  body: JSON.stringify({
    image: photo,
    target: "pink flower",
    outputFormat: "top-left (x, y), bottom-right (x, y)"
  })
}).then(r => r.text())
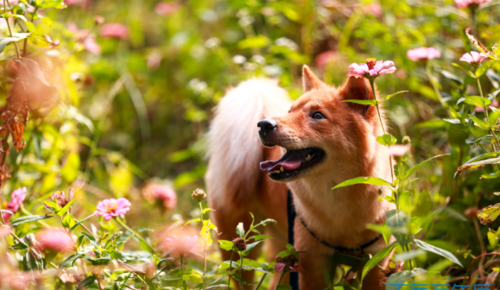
top-left (142, 184), bottom-right (177, 210)
top-left (155, 1), bottom-right (180, 16)
top-left (36, 229), bottom-right (75, 253)
top-left (460, 51), bottom-right (488, 65)
top-left (364, 3), bottom-right (382, 17)
top-left (274, 262), bottom-right (303, 273)
top-left (162, 235), bottom-right (199, 257)
top-left (475, 99), bottom-right (499, 113)
top-left (147, 50), bottom-right (163, 70)
top-left (99, 23), bottom-right (130, 40)
top-left (1, 187), bottom-right (26, 223)
top-left (315, 50), bottom-right (337, 70)
top-left (0, 225), bottom-right (11, 238)
top-left (389, 145), bottom-right (410, 157)
top-left (67, 23), bottom-right (89, 39)
top-left (347, 59), bottom-right (396, 79)
top-left (83, 36), bottom-right (102, 55)
top-left (64, 0), bottom-right (92, 7)
top-left (407, 47), bottom-right (441, 61)
top-left (95, 198), bottom-right (131, 221)
top-left (455, 0), bottom-right (491, 8)
top-left (51, 189), bottom-right (74, 207)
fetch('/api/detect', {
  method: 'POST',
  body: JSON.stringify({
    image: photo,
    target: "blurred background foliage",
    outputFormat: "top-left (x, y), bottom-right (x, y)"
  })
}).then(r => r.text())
top-left (1, 0), bottom-right (500, 279)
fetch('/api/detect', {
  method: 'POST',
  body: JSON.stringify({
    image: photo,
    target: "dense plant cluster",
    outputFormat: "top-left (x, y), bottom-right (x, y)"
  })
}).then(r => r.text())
top-left (0, 0), bottom-right (500, 289)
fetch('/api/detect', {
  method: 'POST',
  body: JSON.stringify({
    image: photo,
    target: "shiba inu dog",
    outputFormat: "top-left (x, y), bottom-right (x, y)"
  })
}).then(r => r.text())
top-left (206, 66), bottom-right (395, 289)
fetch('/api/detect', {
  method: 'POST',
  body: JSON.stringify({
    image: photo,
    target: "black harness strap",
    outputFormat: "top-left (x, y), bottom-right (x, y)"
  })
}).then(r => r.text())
top-left (287, 190), bottom-right (299, 290)
top-left (286, 190), bottom-right (382, 288)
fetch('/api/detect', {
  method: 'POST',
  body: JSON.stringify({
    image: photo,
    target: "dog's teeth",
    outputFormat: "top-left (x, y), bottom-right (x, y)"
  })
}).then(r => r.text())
top-left (305, 154), bottom-right (312, 162)
top-left (280, 166), bottom-right (284, 172)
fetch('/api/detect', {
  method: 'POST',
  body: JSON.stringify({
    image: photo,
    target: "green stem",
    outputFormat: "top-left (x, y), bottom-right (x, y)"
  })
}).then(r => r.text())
top-left (477, 78), bottom-right (500, 151)
top-left (180, 255), bottom-right (184, 271)
top-left (276, 271), bottom-right (286, 288)
top-left (115, 218), bottom-right (155, 253)
top-left (405, 244), bottom-right (414, 270)
top-left (369, 79), bottom-right (395, 183)
top-left (254, 273), bottom-right (267, 290)
top-left (3, 0), bottom-right (20, 58)
top-left (200, 202), bottom-right (206, 289)
top-left (425, 61), bottom-right (444, 105)
top-left (237, 256), bottom-right (244, 289)
top-left (227, 250), bottom-right (236, 290)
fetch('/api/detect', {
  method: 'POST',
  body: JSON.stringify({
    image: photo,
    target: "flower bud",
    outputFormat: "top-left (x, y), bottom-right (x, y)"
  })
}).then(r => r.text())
top-left (464, 206), bottom-right (478, 219)
top-left (232, 237), bottom-right (246, 251)
top-left (94, 15), bottom-right (105, 25)
top-left (402, 136), bottom-right (411, 145)
top-left (192, 188), bottom-right (207, 202)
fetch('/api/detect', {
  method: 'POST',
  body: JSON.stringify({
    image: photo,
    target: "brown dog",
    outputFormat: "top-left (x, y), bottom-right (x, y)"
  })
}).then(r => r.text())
top-left (206, 66), bottom-right (395, 289)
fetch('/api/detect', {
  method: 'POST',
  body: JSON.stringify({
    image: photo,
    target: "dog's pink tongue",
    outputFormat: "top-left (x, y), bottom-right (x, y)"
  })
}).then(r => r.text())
top-left (259, 159), bottom-right (302, 173)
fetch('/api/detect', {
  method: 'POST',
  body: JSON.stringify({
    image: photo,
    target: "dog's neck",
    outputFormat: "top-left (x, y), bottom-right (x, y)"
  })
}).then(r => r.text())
top-left (289, 146), bottom-right (395, 248)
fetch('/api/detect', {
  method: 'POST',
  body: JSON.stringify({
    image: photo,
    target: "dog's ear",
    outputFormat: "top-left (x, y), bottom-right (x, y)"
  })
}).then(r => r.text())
top-left (339, 77), bottom-right (374, 116)
top-left (302, 65), bottom-right (327, 92)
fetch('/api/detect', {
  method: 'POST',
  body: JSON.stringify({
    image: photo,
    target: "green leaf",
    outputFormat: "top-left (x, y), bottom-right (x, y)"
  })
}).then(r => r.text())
top-left (202, 208), bottom-right (213, 214)
top-left (10, 215), bottom-right (52, 227)
top-left (250, 234), bottom-right (272, 241)
top-left (465, 28), bottom-right (498, 60)
top-left (440, 70), bottom-right (463, 85)
top-left (476, 60), bottom-right (498, 77)
top-left (236, 222), bottom-right (245, 238)
top-left (458, 157), bottom-right (500, 174)
top-left (243, 241), bottom-right (262, 256)
top-left (218, 240), bottom-right (234, 251)
top-left (384, 90), bottom-right (409, 101)
top-left (10, 242), bottom-right (28, 250)
top-left (402, 154), bottom-right (448, 180)
top-left (478, 204), bottom-right (500, 225)
top-left (385, 268), bottom-right (427, 290)
top-left (361, 241), bottom-right (397, 281)
top-left (276, 285), bottom-right (292, 290)
top-left (342, 99), bottom-right (379, 106)
top-left (452, 62), bottom-right (476, 78)
top-left (0, 33), bottom-right (30, 53)
top-left (57, 198), bottom-right (78, 216)
top-left (413, 239), bottom-right (463, 266)
top-left (332, 176), bottom-right (393, 190)
top-left (376, 134), bottom-right (397, 147)
top-left (60, 253), bottom-right (84, 268)
top-left (77, 276), bottom-right (96, 289)
top-left (489, 108), bottom-right (500, 126)
top-left (464, 96), bottom-right (491, 107)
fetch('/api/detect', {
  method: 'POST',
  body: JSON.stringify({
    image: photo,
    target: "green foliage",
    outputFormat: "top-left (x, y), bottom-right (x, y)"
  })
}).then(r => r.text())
top-left (0, 0), bottom-right (498, 289)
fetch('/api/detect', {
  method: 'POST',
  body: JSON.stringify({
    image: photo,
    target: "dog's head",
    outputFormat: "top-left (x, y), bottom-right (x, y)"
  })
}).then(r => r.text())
top-left (258, 65), bottom-right (383, 182)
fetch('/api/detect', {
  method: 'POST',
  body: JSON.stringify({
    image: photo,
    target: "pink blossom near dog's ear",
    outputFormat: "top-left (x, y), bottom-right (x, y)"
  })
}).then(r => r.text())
top-left (95, 198), bottom-right (131, 221)
top-left (0, 225), bottom-right (11, 238)
top-left (36, 229), bottom-right (75, 253)
top-left (155, 1), bottom-right (180, 16)
top-left (99, 23), bottom-right (130, 40)
top-left (454, 0), bottom-right (491, 8)
top-left (161, 235), bottom-right (199, 257)
top-left (406, 47), bottom-right (441, 61)
top-left (475, 99), bottom-right (499, 113)
top-left (1, 187), bottom-right (26, 223)
top-left (364, 3), bottom-right (382, 17)
top-left (389, 145), bottom-right (410, 157)
top-left (460, 51), bottom-right (488, 64)
top-left (347, 60), bottom-right (395, 78)
top-left (142, 184), bottom-right (177, 210)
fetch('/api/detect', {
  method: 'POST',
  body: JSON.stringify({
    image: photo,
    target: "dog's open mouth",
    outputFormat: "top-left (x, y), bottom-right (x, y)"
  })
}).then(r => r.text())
top-left (259, 148), bottom-right (325, 180)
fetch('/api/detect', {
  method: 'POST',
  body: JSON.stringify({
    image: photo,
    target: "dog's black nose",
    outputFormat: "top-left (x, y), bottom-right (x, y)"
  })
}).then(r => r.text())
top-left (258, 119), bottom-right (277, 138)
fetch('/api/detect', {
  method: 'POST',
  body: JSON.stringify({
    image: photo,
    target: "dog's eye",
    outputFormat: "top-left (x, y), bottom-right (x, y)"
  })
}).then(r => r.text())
top-left (311, 112), bottom-right (325, 119)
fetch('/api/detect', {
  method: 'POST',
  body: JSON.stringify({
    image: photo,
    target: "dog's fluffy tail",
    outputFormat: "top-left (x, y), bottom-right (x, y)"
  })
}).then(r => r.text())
top-left (206, 78), bottom-right (291, 207)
